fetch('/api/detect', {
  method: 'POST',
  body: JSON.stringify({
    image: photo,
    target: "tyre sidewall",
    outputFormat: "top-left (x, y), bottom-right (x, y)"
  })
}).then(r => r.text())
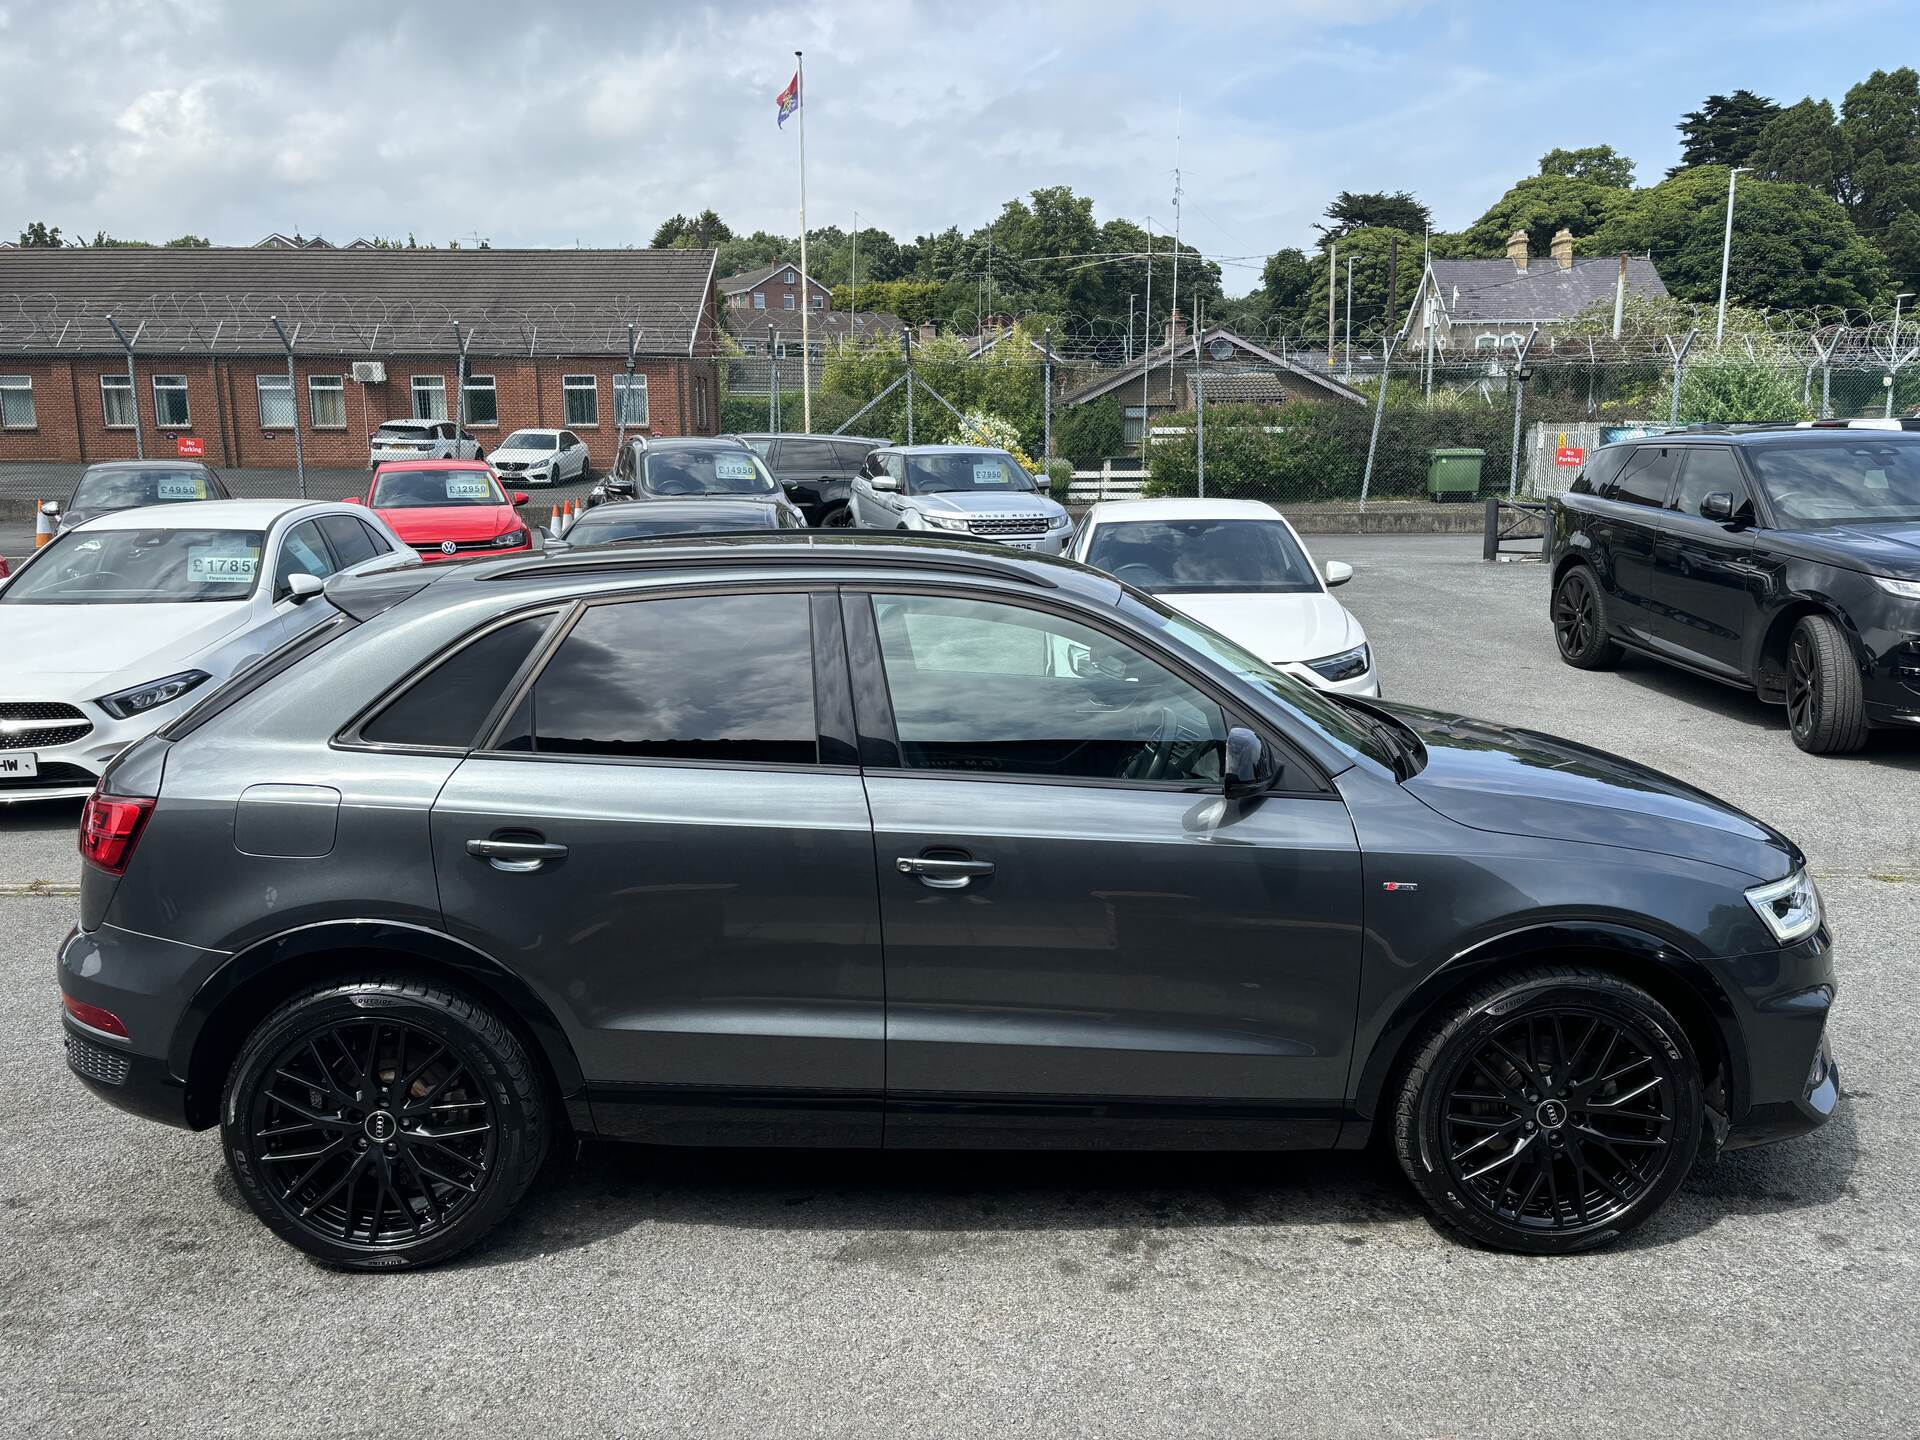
top-left (222, 983), bottom-right (538, 1270)
top-left (1406, 979), bottom-right (1703, 1255)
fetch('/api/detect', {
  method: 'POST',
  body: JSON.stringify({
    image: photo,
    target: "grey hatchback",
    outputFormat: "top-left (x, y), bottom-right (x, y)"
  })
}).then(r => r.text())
top-left (59, 535), bottom-right (1838, 1268)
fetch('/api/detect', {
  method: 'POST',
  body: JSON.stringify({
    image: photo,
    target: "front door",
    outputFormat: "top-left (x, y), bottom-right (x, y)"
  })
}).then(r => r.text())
top-left (847, 589), bottom-right (1364, 1149)
top-left (1652, 445), bottom-right (1760, 680)
top-left (429, 589), bottom-right (883, 1146)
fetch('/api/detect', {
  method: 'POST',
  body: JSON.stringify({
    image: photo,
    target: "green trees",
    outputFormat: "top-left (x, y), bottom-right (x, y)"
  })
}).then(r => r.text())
top-left (1457, 175), bottom-right (1627, 259)
top-left (1539, 146), bottom-right (1636, 188)
top-left (1317, 191), bottom-right (1431, 240)
top-left (1672, 90), bottom-right (1780, 172)
top-left (1750, 99), bottom-right (1851, 196)
top-left (651, 210), bottom-right (732, 250)
top-left (17, 221), bottom-right (62, 247)
top-left (1306, 227), bottom-right (1419, 338)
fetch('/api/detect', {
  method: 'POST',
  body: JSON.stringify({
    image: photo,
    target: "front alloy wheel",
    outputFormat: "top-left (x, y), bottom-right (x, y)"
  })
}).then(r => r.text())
top-left (1786, 613), bottom-right (1869, 754)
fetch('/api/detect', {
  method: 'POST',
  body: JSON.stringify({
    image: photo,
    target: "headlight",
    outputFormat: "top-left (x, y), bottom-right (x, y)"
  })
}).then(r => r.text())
top-left (1047, 511), bottom-right (1072, 530)
top-left (921, 512), bottom-right (972, 532)
top-left (1305, 643), bottom-right (1371, 683)
top-left (491, 528), bottom-right (529, 548)
top-left (1872, 575), bottom-right (1920, 600)
top-left (96, 670), bottom-right (211, 720)
top-left (1745, 868), bottom-right (1823, 944)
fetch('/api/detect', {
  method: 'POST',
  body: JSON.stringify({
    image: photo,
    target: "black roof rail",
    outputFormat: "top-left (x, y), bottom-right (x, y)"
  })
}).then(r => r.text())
top-left (478, 535), bottom-right (1063, 589)
top-left (1667, 421), bottom-right (1804, 435)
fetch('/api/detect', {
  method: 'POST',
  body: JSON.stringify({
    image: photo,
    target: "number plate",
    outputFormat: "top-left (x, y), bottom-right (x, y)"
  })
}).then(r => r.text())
top-left (0, 753), bottom-right (38, 779)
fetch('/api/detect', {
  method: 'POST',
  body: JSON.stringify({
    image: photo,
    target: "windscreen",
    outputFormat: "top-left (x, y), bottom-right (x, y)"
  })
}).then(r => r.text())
top-left (1, 527), bottom-right (266, 604)
top-left (371, 468), bottom-right (504, 507)
top-left (500, 431), bottom-right (558, 451)
top-left (1747, 441), bottom-right (1920, 525)
top-left (569, 509), bottom-right (778, 544)
top-left (904, 452), bottom-right (1036, 495)
top-left (1083, 519), bottom-right (1321, 594)
top-left (642, 449), bottom-right (778, 496)
top-left (71, 467), bottom-right (219, 511)
top-left (374, 423), bottom-right (432, 439)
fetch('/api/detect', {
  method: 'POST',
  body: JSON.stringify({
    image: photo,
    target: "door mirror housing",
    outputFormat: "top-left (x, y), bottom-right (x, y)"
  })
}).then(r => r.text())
top-left (284, 572), bottom-right (324, 605)
top-left (40, 500), bottom-right (60, 518)
top-left (1224, 726), bottom-right (1266, 796)
top-left (868, 471), bottom-right (898, 492)
top-left (1323, 560), bottom-right (1353, 588)
top-left (511, 492), bottom-right (530, 507)
top-left (1700, 491), bottom-right (1736, 523)
top-left (343, 495), bottom-right (363, 506)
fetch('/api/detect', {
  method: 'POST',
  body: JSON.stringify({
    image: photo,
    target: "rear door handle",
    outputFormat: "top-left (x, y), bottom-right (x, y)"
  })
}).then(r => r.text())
top-left (896, 855), bottom-right (995, 890)
top-left (466, 837), bottom-right (568, 872)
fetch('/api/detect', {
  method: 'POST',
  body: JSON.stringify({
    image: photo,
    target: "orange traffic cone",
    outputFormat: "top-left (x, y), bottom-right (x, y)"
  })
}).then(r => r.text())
top-left (548, 504), bottom-right (561, 539)
top-left (34, 500), bottom-right (54, 547)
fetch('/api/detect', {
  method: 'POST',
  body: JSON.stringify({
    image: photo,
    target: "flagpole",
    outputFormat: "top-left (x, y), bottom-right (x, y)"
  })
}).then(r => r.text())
top-left (795, 49), bottom-right (811, 433)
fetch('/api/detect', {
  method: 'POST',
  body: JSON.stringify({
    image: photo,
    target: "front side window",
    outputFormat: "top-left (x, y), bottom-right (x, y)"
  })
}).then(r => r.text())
top-left (411, 375), bottom-right (447, 420)
top-left (152, 374), bottom-right (191, 428)
top-left (462, 374), bottom-right (497, 426)
top-left (309, 375), bottom-right (345, 429)
top-left (563, 374), bottom-right (598, 426)
top-left (1608, 446), bottom-right (1675, 508)
top-left (1083, 519), bottom-right (1321, 595)
top-left (100, 374), bottom-right (136, 428)
top-left (274, 518), bottom-right (336, 597)
top-left (1747, 441), bottom-right (1920, 526)
top-left (1671, 447), bottom-right (1749, 518)
top-left (256, 373), bottom-right (295, 428)
top-left (498, 594), bottom-right (816, 765)
top-left (363, 613), bottom-right (553, 748)
top-left (903, 451), bottom-right (1036, 496)
top-left (0, 375), bottom-right (34, 428)
top-left (2, 527), bottom-right (264, 605)
top-left (614, 374), bottom-right (649, 427)
top-left (869, 593), bottom-right (1228, 784)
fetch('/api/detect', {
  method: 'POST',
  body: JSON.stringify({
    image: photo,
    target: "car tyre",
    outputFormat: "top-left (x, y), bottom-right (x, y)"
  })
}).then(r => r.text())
top-left (221, 976), bottom-right (549, 1271)
top-left (1551, 565), bottom-right (1622, 670)
top-left (821, 505), bottom-right (854, 529)
top-left (1393, 965), bottom-right (1702, 1255)
top-left (1786, 612), bottom-right (1869, 755)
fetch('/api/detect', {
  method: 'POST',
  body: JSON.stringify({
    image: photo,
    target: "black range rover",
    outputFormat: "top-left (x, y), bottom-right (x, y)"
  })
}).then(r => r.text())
top-left (1548, 428), bottom-right (1920, 753)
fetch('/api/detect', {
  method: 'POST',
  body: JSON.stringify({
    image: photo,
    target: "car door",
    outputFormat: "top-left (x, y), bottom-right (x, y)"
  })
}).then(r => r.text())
top-left (1651, 445), bottom-right (1761, 679)
top-left (779, 437), bottom-right (841, 520)
top-left (1586, 443), bottom-right (1677, 644)
top-left (427, 588), bottom-right (884, 1146)
top-left (847, 589), bottom-right (1363, 1148)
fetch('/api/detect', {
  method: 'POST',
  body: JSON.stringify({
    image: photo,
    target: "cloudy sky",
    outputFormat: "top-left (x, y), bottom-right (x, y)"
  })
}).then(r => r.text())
top-left (0, 0), bottom-right (1897, 293)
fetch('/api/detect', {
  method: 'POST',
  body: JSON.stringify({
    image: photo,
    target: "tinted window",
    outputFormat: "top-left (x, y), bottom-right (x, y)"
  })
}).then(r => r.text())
top-left (1083, 519), bottom-right (1320, 594)
top-left (501, 595), bottom-right (816, 764)
top-left (275, 519), bottom-right (336, 596)
top-left (1609, 446), bottom-right (1676, 507)
top-left (370, 468), bottom-right (504, 507)
top-left (641, 448), bottom-right (779, 497)
top-left (1671, 447), bottom-right (1748, 517)
top-left (70, 465), bottom-right (220, 511)
top-left (782, 439), bottom-right (838, 471)
top-left (566, 507), bottom-right (780, 544)
top-left (1747, 441), bottom-right (1920, 525)
top-left (870, 593), bottom-right (1227, 784)
top-left (363, 614), bottom-right (552, 748)
top-left (318, 514), bottom-right (379, 567)
top-left (834, 441), bottom-right (877, 470)
top-left (357, 519), bottom-right (393, 554)
top-left (1574, 447), bottom-right (1628, 496)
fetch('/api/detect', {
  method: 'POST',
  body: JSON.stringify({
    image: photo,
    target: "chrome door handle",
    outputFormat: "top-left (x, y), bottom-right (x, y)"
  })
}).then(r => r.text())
top-left (896, 855), bottom-right (995, 890)
top-left (466, 838), bottom-right (568, 872)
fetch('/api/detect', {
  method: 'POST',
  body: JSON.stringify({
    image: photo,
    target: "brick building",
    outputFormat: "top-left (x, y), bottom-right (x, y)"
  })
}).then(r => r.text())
top-left (0, 247), bottom-right (723, 472)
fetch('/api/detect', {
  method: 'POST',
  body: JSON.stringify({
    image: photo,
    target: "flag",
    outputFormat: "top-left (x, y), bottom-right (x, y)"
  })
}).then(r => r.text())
top-left (776, 71), bottom-right (801, 127)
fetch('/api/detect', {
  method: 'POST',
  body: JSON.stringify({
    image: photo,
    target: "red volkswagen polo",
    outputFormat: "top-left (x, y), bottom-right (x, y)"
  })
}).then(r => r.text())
top-left (357, 460), bottom-right (533, 563)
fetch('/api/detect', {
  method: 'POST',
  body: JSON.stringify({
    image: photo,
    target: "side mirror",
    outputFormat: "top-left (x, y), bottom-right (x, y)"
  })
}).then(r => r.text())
top-left (41, 501), bottom-right (60, 517)
top-left (512, 492), bottom-right (530, 507)
top-left (343, 495), bottom-right (363, 506)
top-left (869, 472), bottom-right (898, 491)
top-left (1324, 560), bottom-right (1353, 588)
top-left (285, 572), bottom-right (324, 604)
top-left (1224, 726), bottom-right (1266, 796)
top-left (1700, 492), bottom-right (1735, 523)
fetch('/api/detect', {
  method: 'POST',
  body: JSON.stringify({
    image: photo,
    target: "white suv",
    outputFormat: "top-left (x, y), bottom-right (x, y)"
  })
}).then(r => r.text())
top-left (368, 419), bottom-right (485, 468)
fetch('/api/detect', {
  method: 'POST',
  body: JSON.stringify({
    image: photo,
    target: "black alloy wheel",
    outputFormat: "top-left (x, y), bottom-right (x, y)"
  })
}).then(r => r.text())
top-left (1551, 567), bottom-right (1621, 670)
top-left (821, 505), bottom-right (855, 528)
top-left (1786, 613), bottom-right (1869, 754)
top-left (223, 979), bottom-right (547, 1269)
top-left (1395, 968), bottom-right (1701, 1253)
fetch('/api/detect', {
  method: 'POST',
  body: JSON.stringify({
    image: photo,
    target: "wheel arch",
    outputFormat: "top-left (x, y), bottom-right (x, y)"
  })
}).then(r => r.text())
top-left (1752, 596), bottom-right (1865, 703)
top-left (170, 919), bottom-right (587, 1132)
top-left (1351, 921), bottom-right (1743, 1143)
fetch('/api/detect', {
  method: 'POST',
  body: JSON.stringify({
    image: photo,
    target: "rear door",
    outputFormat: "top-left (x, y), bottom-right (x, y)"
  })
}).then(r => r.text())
top-left (1587, 444), bottom-right (1677, 643)
top-left (1652, 445), bottom-right (1760, 679)
top-left (428, 588), bottom-right (883, 1145)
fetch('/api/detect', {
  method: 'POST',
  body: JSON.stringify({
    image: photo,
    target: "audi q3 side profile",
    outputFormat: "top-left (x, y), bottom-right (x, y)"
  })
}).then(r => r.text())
top-left (58, 535), bottom-right (1838, 1268)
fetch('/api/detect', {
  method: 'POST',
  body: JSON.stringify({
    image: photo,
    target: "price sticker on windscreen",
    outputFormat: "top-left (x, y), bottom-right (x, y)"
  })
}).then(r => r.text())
top-left (972, 463), bottom-right (1009, 485)
top-left (186, 547), bottom-right (259, 585)
top-left (156, 477), bottom-right (207, 500)
top-left (445, 476), bottom-right (492, 499)
top-left (714, 456), bottom-right (758, 481)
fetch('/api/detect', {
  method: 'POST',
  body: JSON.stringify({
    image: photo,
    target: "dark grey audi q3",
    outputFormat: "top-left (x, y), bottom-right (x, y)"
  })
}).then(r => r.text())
top-left (57, 534), bottom-right (1839, 1268)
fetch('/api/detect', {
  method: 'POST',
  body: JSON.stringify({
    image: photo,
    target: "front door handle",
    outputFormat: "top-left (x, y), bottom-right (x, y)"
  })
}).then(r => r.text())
top-left (896, 854), bottom-right (995, 890)
top-left (466, 837), bottom-right (568, 873)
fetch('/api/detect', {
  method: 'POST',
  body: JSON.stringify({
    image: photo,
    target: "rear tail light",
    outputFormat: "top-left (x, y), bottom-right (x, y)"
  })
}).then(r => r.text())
top-left (61, 992), bottom-right (129, 1038)
top-left (78, 790), bottom-right (154, 875)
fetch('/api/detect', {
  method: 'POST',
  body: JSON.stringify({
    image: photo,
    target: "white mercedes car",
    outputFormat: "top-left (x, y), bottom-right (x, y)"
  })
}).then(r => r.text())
top-left (488, 428), bottom-right (591, 486)
top-left (0, 499), bottom-right (415, 803)
top-left (1070, 498), bottom-right (1379, 695)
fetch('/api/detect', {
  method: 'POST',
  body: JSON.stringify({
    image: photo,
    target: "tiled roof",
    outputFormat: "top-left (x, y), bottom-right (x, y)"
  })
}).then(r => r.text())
top-left (724, 308), bottom-right (903, 344)
top-left (1062, 327), bottom-right (1366, 407)
top-left (718, 260), bottom-right (826, 294)
top-left (1429, 256), bottom-right (1667, 323)
top-left (0, 247), bottom-right (720, 357)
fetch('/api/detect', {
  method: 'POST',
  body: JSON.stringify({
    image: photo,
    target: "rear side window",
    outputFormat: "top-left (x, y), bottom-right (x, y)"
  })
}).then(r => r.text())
top-left (318, 514), bottom-right (379, 568)
top-left (1608, 447), bottom-right (1676, 507)
top-left (496, 594), bottom-right (816, 765)
top-left (1572, 447), bottom-right (1627, 496)
top-left (782, 439), bottom-right (838, 471)
top-left (362, 614), bottom-right (553, 748)
top-left (834, 441), bottom-right (875, 470)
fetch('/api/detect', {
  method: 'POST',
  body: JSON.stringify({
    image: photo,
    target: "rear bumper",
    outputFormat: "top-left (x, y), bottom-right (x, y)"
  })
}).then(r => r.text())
top-left (63, 1021), bottom-right (193, 1128)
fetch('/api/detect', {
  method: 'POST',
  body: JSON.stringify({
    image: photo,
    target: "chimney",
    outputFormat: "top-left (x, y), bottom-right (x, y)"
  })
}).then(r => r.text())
top-left (1506, 230), bottom-right (1530, 272)
top-left (1550, 228), bottom-right (1575, 271)
top-left (1166, 308), bottom-right (1187, 347)
top-left (918, 320), bottom-right (938, 345)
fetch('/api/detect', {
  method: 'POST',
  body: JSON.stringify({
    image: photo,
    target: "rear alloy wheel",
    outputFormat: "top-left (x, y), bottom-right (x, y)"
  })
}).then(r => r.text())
top-left (1786, 613), bottom-right (1869, 755)
top-left (821, 506), bottom-right (854, 529)
top-left (222, 978), bottom-right (548, 1270)
top-left (1394, 967), bottom-right (1701, 1253)
top-left (1551, 566), bottom-right (1622, 670)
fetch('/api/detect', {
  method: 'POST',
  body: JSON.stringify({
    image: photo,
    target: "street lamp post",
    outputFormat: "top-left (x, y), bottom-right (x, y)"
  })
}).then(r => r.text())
top-left (1344, 257), bottom-right (1355, 379)
top-left (1890, 293), bottom-right (1915, 417)
top-left (1714, 167), bottom-right (1749, 347)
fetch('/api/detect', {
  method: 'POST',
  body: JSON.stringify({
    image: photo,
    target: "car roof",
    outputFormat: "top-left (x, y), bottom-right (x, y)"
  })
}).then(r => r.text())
top-left (573, 498), bottom-right (781, 520)
top-left (79, 458), bottom-right (213, 472)
top-left (1081, 498), bottom-right (1282, 524)
top-left (1605, 427), bottom-right (1920, 449)
top-left (72, 498), bottom-right (335, 529)
top-left (730, 432), bottom-right (888, 445)
top-left (376, 418), bottom-right (439, 428)
top-left (373, 458), bottom-right (493, 472)
top-left (641, 436), bottom-right (753, 451)
top-left (876, 443), bottom-right (1012, 455)
top-left (498, 427), bottom-right (566, 436)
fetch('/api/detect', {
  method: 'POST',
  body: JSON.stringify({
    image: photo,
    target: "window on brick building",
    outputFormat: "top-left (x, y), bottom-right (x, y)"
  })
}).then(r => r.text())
top-left (613, 374), bottom-right (649, 427)
top-left (784, 294), bottom-right (796, 310)
top-left (309, 375), bottom-right (345, 429)
top-left (0, 376), bottom-right (34, 429)
top-left (152, 374), bottom-right (191, 428)
top-left (563, 374), bottom-right (598, 426)
top-left (256, 373), bottom-right (295, 428)
top-left (462, 374), bottom-right (497, 426)
top-left (100, 374), bottom-right (135, 428)
top-left (411, 375), bottom-right (447, 420)
top-left (812, 294), bottom-right (824, 310)
top-left (753, 291), bottom-right (766, 310)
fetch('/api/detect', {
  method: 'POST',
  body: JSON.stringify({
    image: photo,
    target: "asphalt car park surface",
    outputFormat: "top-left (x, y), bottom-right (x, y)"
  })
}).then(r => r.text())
top-left (2, 533), bottom-right (1915, 1437)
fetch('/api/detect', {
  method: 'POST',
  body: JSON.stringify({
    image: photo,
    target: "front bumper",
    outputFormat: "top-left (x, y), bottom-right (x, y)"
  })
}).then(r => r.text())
top-left (0, 698), bottom-right (176, 803)
top-left (1715, 928), bottom-right (1841, 1150)
top-left (411, 540), bottom-right (534, 564)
